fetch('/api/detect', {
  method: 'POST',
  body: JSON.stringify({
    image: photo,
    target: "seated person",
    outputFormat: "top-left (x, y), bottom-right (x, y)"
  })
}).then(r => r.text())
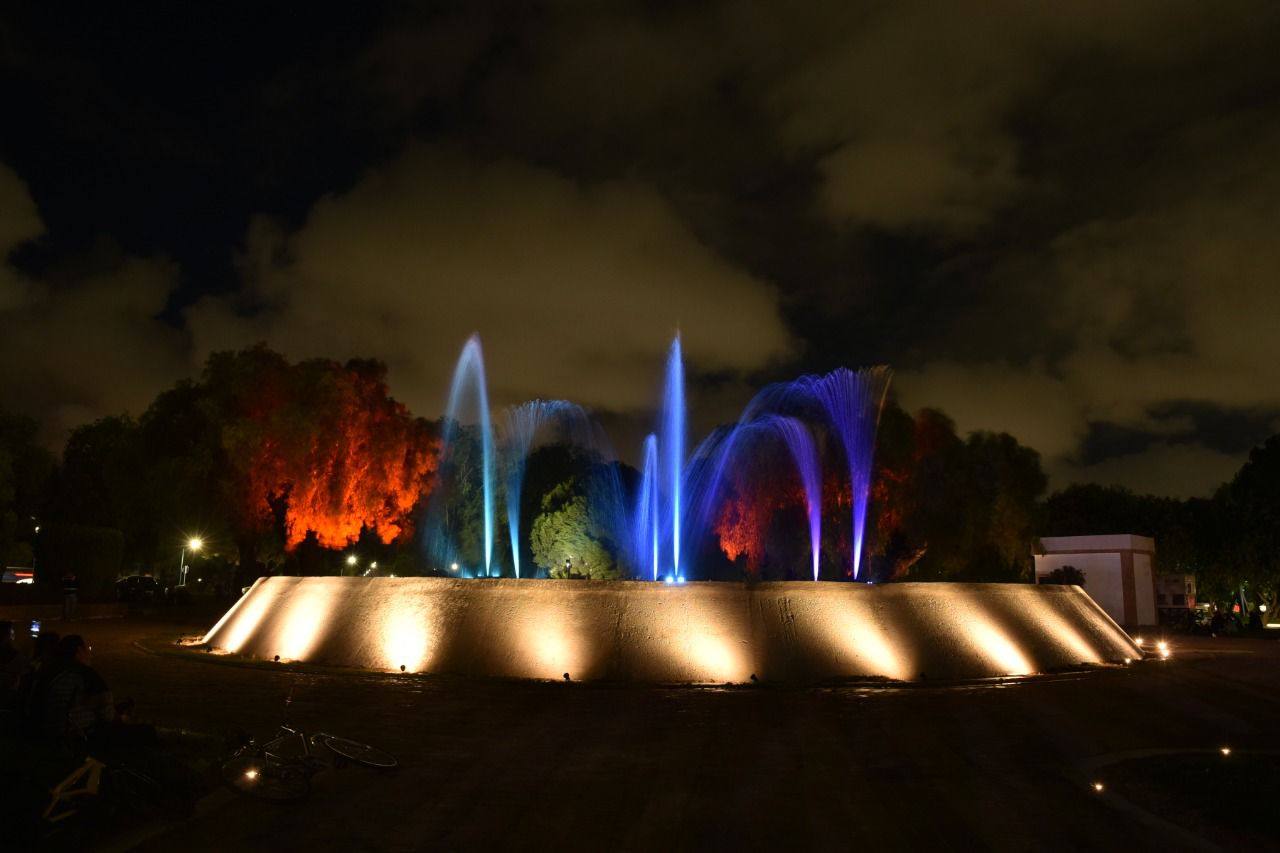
top-left (0, 620), bottom-right (28, 711)
top-left (34, 634), bottom-right (115, 742)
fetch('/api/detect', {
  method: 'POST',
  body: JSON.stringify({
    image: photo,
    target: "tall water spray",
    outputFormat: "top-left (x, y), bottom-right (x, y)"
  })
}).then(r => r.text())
top-left (659, 335), bottom-right (685, 577)
top-left (503, 400), bottom-right (568, 578)
top-left (633, 434), bottom-right (660, 581)
top-left (807, 367), bottom-right (892, 579)
top-left (761, 416), bottom-right (823, 581)
top-left (681, 416), bottom-right (823, 580)
top-left (442, 334), bottom-right (496, 576)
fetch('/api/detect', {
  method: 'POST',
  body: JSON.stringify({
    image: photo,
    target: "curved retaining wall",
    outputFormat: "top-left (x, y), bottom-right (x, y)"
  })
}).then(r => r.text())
top-left (202, 577), bottom-right (1141, 684)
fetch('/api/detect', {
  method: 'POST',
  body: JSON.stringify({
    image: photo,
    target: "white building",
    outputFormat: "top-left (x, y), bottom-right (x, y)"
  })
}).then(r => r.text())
top-left (1034, 534), bottom-right (1158, 628)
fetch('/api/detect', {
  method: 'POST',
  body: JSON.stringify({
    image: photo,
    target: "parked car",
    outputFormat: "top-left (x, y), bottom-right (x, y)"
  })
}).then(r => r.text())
top-left (115, 574), bottom-right (161, 601)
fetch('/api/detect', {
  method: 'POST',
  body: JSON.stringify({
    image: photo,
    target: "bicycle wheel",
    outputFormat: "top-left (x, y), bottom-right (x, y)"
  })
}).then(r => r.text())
top-left (222, 754), bottom-right (311, 801)
top-left (320, 736), bottom-right (398, 769)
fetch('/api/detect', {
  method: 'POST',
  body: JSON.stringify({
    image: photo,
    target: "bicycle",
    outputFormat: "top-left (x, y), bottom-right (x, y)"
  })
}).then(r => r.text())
top-left (222, 693), bottom-right (397, 801)
top-left (37, 745), bottom-right (194, 845)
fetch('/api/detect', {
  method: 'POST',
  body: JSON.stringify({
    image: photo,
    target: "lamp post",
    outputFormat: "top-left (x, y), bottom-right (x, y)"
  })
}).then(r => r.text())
top-left (345, 554), bottom-right (358, 576)
top-left (179, 537), bottom-right (203, 588)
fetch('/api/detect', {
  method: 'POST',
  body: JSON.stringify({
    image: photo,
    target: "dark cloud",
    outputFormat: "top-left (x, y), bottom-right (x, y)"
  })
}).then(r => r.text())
top-left (186, 146), bottom-right (793, 419)
top-left (0, 164), bottom-right (187, 443)
top-left (3, 1), bottom-right (1280, 494)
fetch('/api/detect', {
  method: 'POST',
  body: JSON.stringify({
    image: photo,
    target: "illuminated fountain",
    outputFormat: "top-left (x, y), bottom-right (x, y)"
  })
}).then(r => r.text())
top-left (742, 367), bottom-right (892, 579)
top-left (432, 333), bottom-right (497, 576)
top-left (683, 415), bottom-right (823, 581)
top-left (202, 331), bottom-right (1145, 683)
top-left (204, 578), bottom-right (1143, 683)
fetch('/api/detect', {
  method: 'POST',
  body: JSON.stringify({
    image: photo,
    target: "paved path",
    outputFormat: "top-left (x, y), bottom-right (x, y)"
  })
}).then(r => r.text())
top-left (65, 618), bottom-right (1280, 851)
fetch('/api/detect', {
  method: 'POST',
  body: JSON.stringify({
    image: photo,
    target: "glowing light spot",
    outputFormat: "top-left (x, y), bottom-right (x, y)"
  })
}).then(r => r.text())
top-left (1036, 603), bottom-right (1100, 664)
top-left (1093, 782), bottom-right (1104, 793)
top-left (684, 631), bottom-right (748, 683)
top-left (278, 586), bottom-right (335, 660)
top-left (381, 600), bottom-right (432, 673)
top-left (970, 620), bottom-right (1033, 676)
top-left (1221, 747), bottom-right (1231, 756)
top-left (517, 605), bottom-right (585, 680)
top-left (245, 769), bottom-right (259, 780)
top-left (1134, 636), bottom-right (1145, 646)
top-left (216, 589), bottom-right (275, 654)
top-left (826, 600), bottom-right (910, 681)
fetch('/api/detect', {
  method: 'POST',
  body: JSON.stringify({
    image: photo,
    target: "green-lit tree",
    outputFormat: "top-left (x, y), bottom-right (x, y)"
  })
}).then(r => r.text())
top-left (530, 477), bottom-right (619, 579)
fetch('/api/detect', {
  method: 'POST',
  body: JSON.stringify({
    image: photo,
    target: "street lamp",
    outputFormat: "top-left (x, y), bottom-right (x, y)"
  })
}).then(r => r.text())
top-left (345, 554), bottom-right (358, 576)
top-left (179, 537), bottom-right (203, 588)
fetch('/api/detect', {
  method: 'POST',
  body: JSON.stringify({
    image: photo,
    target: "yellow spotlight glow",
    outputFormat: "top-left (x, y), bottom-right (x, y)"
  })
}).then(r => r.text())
top-left (517, 604), bottom-right (585, 680)
top-left (683, 631), bottom-right (749, 683)
top-left (188, 537), bottom-right (203, 551)
top-left (1221, 747), bottom-right (1231, 756)
top-left (278, 586), bottom-right (335, 661)
top-left (217, 589), bottom-right (275, 653)
top-left (1123, 658), bottom-right (1131, 664)
top-left (1134, 636), bottom-right (1145, 646)
top-left (1093, 782), bottom-right (1104, 793)
top-left (380, 600), bottom-right (432, 673)
top-left (971, 620), bottom-right (1033, 676)
top-left (1035, 603), bottom-right (1101, 665)
top-left (826, 600), bottom-right (911, 681)
top-left (245, 769), bottom-right (259, 780)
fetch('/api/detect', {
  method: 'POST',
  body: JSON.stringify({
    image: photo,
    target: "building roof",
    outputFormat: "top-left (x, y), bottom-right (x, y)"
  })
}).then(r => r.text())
top-left (1038, 534), bottom-right (1155, 554)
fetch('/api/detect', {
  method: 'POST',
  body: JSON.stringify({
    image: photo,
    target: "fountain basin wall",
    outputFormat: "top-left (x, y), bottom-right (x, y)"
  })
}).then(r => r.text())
top-left (202, 577), bottom-right (1140, 684)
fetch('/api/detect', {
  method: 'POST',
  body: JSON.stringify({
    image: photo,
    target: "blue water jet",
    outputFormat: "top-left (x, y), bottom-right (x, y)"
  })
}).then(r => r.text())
top-left (802, 368), bottom-right (892, 579)
top-left (759, 415), bottom-right (823, 581)
top-left (680, 416), bottom-right (823, 580)
top-left (660, 335), bottom-right (685, 577)
top-left (632, 434), bottom-right (660, 581)
top-left (503, 400), bottom-right (572, 578)
top-left (740, 367), bottom-right (892, 579)
top-left (442, 334), bottom-right (496, 576)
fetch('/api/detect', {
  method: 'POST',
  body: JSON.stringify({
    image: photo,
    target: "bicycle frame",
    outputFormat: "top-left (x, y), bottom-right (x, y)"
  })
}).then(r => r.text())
top-left (43, 756), bottom-right (106, 824)
top-left (257, 724), bottom-right (328, 768)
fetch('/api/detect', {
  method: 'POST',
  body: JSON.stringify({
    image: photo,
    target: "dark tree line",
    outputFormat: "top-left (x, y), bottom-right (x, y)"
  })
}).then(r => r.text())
top-left (2, 346), bottom-right (439, 598)
top-left (2, 352), bottom-right (1278, 618)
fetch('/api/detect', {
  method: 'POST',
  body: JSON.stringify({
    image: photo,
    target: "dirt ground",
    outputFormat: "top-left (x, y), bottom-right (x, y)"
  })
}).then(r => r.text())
top-left (38, 617), bottom-right (1280, 852)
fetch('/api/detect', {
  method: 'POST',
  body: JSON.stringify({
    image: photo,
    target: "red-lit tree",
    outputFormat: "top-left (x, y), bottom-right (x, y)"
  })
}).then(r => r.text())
top-left (144, 346), bottom-right (440, 581)
top-left (281, 358), bottom-right (438, 549)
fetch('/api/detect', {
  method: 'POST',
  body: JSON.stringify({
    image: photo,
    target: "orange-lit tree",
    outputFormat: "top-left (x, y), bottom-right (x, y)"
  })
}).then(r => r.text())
top-left (281, 358), bottom-right (438, 549)
top-left (148, 346), bottom-right (439, 581)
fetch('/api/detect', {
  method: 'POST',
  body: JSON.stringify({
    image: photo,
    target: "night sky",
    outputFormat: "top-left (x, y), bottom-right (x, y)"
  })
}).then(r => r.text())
top-left (3, 3), bottom-right (1278, 497)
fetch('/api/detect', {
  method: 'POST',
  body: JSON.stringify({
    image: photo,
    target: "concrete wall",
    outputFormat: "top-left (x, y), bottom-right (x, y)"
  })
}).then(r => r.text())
top-left (1132, 553), bottom-right (1155, 625)
top-left (1035, 552), bottom-right (1126, 623)
top-left (203, 578), bottom-right (1141, 684)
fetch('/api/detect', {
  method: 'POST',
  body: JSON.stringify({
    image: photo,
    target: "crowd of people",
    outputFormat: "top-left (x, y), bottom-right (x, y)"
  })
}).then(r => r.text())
top-left (0, 621), bottom-right (126, 747)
